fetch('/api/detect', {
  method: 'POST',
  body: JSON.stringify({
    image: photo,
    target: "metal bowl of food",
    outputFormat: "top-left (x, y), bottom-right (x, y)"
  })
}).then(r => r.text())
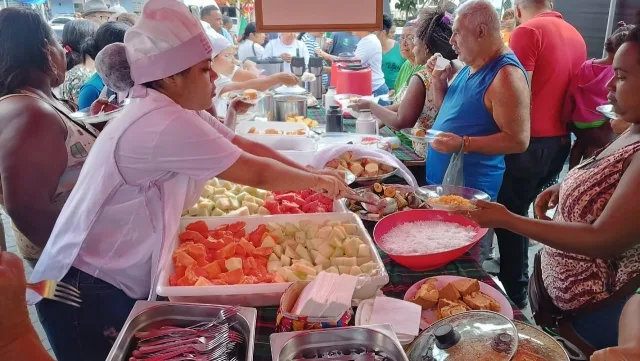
top-left (270, 324), bottom-right (408, 361)
top-left (346, 183), bottom-right (427, 222)
top-left (416, 185), bottom-right (490, 211)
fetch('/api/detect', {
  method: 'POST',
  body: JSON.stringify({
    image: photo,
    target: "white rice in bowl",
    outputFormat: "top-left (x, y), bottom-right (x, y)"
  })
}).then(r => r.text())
top-left (381, 221), bottom-right (477, 255)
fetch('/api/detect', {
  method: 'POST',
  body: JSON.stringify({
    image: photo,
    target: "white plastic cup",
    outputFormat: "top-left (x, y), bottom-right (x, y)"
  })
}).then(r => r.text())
top-left (434, 57), bottom-right (451, 71)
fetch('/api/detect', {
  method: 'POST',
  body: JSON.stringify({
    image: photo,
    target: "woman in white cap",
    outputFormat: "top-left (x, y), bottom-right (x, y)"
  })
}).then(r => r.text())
top-left (209, 34), bottom-right (299, 122)
top-left (28, 1), bottom-right (352, 360)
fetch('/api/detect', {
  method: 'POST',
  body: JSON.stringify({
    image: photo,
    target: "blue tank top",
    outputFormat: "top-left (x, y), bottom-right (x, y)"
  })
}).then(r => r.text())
top-left (425, 53), bottom-right (526, 200)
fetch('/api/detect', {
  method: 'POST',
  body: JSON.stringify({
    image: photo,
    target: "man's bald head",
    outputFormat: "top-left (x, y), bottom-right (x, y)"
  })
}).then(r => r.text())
top-left (456, 0), bottom-right (501, 37)
top-left (513, 0), bottom-right (553, 23)
top-left (514, 0), bottom-right (552, 9)
top-left (451, 0), bottom-right (505, 68)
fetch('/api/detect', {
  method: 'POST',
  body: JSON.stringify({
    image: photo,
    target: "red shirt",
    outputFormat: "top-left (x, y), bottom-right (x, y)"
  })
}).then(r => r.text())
top-left (510, 12), bottom-right (587, 138)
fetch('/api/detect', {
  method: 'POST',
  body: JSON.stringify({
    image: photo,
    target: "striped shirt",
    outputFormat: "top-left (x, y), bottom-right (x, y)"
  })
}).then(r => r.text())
top-left (300, 33), bottom-right (328, 86)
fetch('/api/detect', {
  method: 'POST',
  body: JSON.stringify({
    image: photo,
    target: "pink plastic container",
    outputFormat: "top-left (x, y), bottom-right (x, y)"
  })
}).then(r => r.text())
top-left (372, 209), bottom-right (488, 271)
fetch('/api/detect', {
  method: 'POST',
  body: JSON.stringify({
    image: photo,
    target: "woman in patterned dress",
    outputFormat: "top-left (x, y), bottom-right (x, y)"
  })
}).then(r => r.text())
top-left (57, 19), bottom-right (98, 109)
top-left (353, 9), bottom-right (458, 158)
top-left (460, 28), bottom-right (640, 352)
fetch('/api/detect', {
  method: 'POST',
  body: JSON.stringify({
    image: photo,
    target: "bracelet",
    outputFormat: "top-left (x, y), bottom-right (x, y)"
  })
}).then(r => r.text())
top-left (463, 136), bottom-right (471, 154)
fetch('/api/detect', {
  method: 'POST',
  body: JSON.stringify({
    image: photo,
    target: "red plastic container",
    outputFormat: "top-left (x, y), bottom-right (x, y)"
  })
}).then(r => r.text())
top-left (330, 57), bottom-right (361, 87)
top-left (336, 64), bottom-right (372, 96)
top-left (372, 209), bottom-right (488, 271)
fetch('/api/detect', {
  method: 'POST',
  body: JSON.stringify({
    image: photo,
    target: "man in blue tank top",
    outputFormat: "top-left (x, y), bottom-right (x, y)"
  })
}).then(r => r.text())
top-left (425, 0), bottom-right (531, 262)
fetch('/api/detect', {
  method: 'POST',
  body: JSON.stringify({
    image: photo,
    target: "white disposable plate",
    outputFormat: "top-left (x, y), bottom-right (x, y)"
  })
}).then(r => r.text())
top-left (596, 104), bottom-right (618, 120)
top-left (399, 128), bottom-right (441, 143)
top-left (220, 89), bottom-right (265, 104)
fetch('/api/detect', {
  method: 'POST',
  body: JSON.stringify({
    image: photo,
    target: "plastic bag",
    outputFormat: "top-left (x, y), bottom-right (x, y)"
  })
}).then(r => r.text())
top-left (443, 149), bottom-right (464, 186)
top-left (311, 145), bottom-right (419, 188)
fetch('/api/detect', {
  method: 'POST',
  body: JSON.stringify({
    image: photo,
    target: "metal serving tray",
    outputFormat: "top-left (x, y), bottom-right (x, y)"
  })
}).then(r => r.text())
top-left (106, 301), bottom-right (257, 361)
top-left (270, 324), bottom-right (409, 361)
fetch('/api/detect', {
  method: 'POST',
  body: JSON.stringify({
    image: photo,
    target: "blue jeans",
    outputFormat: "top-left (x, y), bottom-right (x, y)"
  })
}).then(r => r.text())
top-left (373, 83), bottom-right (390, 106)
top-left (36, 267), bottom-right (138, 361)
top-left (571, 296), bottom-right (630, 349)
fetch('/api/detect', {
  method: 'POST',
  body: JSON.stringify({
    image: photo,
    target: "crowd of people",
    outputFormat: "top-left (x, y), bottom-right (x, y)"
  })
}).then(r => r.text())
top-left (0, 0), bottom-right (639, 360)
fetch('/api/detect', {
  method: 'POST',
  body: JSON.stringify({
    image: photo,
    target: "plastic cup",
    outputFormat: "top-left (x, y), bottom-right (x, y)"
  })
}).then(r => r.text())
top-left (434, 57), bottom-right (451, 71)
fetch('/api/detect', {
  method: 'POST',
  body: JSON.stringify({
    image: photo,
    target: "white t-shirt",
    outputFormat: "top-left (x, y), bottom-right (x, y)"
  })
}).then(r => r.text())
top-left (213, 74), bottom-right (234, 118)
top-left (261, 37), bottom-right (309, 73)
top-left (354, 33), bottom-right (385, 92)
top-left (238, 40), bottom-right (265, 62)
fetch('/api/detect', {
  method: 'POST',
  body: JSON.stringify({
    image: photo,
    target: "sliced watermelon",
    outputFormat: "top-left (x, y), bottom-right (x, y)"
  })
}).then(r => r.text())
top-left (185, 220), bottom-right (209, 238)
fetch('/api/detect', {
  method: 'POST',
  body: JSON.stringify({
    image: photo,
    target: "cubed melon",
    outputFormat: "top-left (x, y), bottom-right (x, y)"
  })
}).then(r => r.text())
top-left (236, 192), bottom-right (249, 203)
top-left (292, 263), bottom-right (317, 277)
top-left (325, 266), bottom-right (340, 274)
top-left (360, 262), bottom-right (377, 274)
top-left (284, 246), bottom-right (299, 260)
top-left (273, 244), bottom-right (284, 258)
top-left (211, 208), bottom-right (226, 216)
top-left (295, 231), bottom-right (307, 244)
top-left (267, 260), bottom-right (282, 273)
top-left (295, 245), bottom-right (313, 263)
top-left (317, 243), bottom-right (335, 258)
top-left (343, 238), bottom-right (359, 257)
top-left (281, 255), bottom-right (291, 267)
top-left (225, 257), bottom-right (243, 272)
top-left (261, 235), bottom-right (277, 248)
top-left (331, 247), bottom-right (345, 258)
top-left (316, 226), bottom-right (333, 239)
top-left (227, 206), bottom-right (250, 217)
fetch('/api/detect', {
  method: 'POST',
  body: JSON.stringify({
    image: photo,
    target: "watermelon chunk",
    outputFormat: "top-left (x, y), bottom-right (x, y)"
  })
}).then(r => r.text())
top-left (185, 220), bottom-right (209, 238)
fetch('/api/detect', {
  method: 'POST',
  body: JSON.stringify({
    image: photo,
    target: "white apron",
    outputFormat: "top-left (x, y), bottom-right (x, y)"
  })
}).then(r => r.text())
top-left (28, 89), bottom-right (203, 303)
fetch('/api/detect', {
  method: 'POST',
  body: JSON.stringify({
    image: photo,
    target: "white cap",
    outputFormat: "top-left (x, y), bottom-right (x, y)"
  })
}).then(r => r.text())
top-left (123, 0), bottom-right (212, 85)
top-left (208, 32), bottom-right (232, 57)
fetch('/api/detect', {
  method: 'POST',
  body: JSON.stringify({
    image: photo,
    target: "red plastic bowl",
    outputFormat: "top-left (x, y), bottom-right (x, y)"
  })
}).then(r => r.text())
top-left (372, 209), bottom-right (488, 271)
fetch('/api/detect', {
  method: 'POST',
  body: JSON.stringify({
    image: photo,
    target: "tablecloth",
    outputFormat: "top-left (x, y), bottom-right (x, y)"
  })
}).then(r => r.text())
top-left (307, 108), bottom-right (425, 164)
top-left (251, 249), bottom-right (527, 361)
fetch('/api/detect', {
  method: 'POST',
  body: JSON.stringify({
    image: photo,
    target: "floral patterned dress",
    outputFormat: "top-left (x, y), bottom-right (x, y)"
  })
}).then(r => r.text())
top-left (409, 69), bottom-right (439, 158)
top-left (541, 141), bottom-right (640, 310)
top-left (58, 65), bottom-right (94, 108)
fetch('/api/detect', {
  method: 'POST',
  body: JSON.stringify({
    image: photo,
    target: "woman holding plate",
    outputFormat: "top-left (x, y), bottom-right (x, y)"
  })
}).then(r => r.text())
top-left (354, 9), bottom-right (458, 158)
top-left (28, 2), bottom-right (353, 360)
top-left (457, 27), bottom-right (640, 354)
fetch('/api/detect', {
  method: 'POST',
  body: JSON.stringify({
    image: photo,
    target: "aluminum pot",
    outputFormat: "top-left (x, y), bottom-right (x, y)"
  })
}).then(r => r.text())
top-left (256, 91), bottom-right (274, 121)
top-left (274, 95), bottom-right (307, 122)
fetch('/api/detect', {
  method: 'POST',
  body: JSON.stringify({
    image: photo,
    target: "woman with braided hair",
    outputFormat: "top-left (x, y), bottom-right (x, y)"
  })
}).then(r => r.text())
top-left (354, 8), bottom-right (458, 158)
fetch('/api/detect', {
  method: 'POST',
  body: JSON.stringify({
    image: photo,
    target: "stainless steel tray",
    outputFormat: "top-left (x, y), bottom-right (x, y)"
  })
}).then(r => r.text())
top-left (106, 301), bottom-right (257, 361)
top-left (270, 324), bottom-right (408, 361)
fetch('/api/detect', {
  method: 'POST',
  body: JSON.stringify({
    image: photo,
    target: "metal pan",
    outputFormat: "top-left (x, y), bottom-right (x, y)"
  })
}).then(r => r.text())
top-left (105, 301), bottom-right (256, 361)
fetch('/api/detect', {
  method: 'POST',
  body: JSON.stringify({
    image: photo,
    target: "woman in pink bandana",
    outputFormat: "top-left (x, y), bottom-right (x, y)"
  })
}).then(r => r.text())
top-left (28, 1), bottom-right (352, 360)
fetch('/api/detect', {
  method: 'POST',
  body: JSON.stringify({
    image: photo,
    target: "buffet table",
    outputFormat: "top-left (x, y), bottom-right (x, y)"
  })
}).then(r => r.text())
top-left (307, 108), bottom-right (426, 166)
top-left (251, 249), bottom-right (528, 361)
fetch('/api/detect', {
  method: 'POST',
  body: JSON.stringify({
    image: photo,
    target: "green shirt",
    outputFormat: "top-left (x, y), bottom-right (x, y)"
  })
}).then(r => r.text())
top-left (394, 60), bottom-right (424, 92)
top-left (381, 42), bottom-right (405, 90)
